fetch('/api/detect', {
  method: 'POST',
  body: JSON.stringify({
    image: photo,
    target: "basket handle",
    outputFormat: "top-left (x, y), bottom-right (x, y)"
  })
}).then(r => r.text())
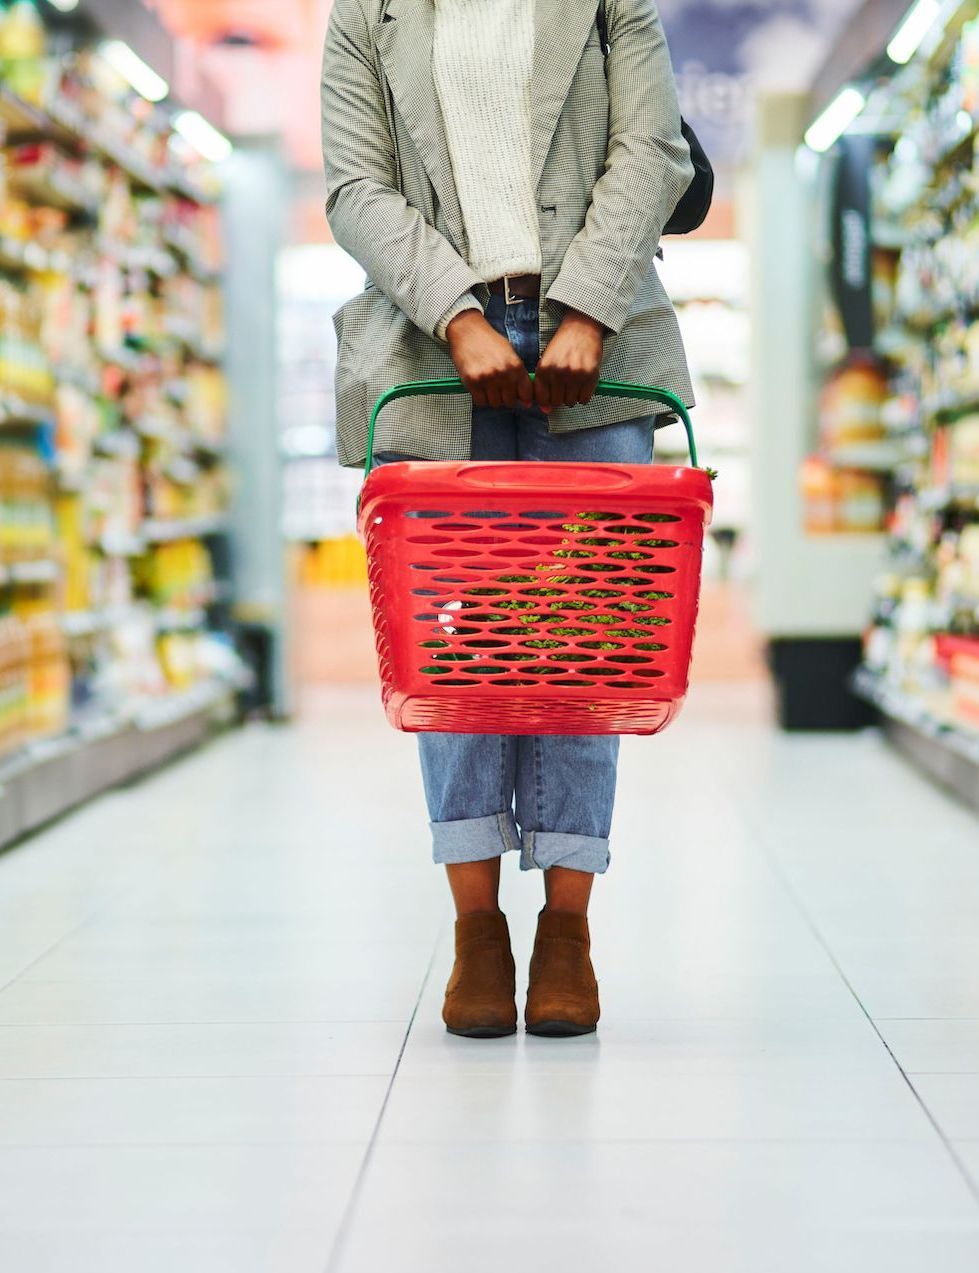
top-left (361, 377), bottom-right (700, 481)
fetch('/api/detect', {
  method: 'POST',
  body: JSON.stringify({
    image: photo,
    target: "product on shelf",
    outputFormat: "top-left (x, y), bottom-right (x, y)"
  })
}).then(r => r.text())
top-left (935, 633), bottom-right (979, 724)
top-left (819, 357), bottom-right (889, 451)
top-left (0, 612), bottom-right (28, 754)
top-left (801, 455), bottom-right (886, 534)
top-left (0, 274), bottom-right (54, 404)
top-left (0, 3), bottom-right (235, 760)
top-left (810, 6), bottom-right (979, 741)
top-left (0, 0), bottom-right (48, 107)
top-left (295, 536), bottom-right (370, 588)
top-left (23, 609), bottom-right (69, 737)
top-left (0, 443), bottom-right (54, 561)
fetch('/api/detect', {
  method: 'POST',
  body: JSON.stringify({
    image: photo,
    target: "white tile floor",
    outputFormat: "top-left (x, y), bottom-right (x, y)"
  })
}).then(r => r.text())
top-left (1, 683), bottom-right (979, 1271)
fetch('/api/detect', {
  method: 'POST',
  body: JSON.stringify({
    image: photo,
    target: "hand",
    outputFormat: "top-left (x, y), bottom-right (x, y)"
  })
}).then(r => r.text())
top-left (534, 310), bottom-right (605, 414)
top-left (446, 310), bottom-right (534, 409)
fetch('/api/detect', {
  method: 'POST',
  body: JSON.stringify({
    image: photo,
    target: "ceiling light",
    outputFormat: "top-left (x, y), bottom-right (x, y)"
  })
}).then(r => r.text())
top-left (805, 87), bottom-right (867, 153)
top-left (887, 0), bottom-right (943, 65)
top-left (100, 40), bottom-right (169, 103)
top-left (173, 111), bottom-right (233, 164)
top-left (46, 0), bottom-right (80, 11)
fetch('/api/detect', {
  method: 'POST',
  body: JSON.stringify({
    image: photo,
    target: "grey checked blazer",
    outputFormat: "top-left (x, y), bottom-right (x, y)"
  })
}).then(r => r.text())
top-left (321, 0), bottom-right (695, 469)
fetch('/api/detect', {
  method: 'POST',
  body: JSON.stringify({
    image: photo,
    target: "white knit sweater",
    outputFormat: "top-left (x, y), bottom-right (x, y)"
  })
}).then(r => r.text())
top-left (431, 0), bottom-right (542, 341)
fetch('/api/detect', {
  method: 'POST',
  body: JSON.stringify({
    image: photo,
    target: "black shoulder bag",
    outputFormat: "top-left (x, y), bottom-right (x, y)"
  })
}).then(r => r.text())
top-left (596, 0), bottom-right (714, 236)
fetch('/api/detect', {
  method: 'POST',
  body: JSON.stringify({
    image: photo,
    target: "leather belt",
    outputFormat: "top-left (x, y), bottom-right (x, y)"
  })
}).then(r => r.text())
top-left (487, 273), bottom-right (541, 304)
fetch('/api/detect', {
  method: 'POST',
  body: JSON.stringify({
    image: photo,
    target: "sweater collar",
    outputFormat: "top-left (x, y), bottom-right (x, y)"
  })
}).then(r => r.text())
top-left (375, 0), bottom-right (599, 251)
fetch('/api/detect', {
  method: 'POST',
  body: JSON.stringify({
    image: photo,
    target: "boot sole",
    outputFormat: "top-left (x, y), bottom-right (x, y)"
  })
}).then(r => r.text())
top-left (446, 1024), bottom-right (517, 1039)
top-left (526, 1020), bottom-right (597, 1038)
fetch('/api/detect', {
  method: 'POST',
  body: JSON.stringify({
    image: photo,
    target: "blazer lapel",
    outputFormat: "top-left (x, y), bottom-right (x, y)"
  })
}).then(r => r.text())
top-left (375, 0), bottom-right (599, 243)
top-left (528, 0), bottom-right (600, 192)
top-left (373, 0), bottom-right (468, 251)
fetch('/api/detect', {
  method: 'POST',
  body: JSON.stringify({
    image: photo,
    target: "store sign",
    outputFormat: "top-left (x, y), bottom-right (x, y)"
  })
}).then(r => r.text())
top-left (659, 0), bottom-right (861, 169)
top-left (829, 134), bottom-right (875, 352)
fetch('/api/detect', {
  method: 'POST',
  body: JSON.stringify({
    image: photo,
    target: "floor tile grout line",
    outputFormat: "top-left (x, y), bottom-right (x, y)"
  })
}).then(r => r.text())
top-left (0, 1135), bottom-right (953, 1151)
top-left (0, 1020), bottom-right (417, 1028)
top-left (736, 801), bottom-right (979, 1209)
top-left (0, 1073), bottom-right (423, 1081)
top-left (323, 913), bottom-right (448, 1273)
top-left (0, 880), bottom-right (143, 1002)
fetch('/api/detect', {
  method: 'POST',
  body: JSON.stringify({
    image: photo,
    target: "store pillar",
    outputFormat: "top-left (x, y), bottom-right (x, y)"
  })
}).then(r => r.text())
top-left (221, 139), bottom-right (291, 718)
top-left (748, 92), bottom-right (882, 730)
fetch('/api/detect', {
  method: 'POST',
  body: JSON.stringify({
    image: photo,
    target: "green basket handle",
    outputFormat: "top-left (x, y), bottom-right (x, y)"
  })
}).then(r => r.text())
top-left (361, 377), bottom-right (700, 485)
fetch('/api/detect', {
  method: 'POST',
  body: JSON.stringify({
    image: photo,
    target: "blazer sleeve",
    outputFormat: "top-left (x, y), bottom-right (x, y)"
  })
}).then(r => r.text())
top-left (544, 0), bottom-right (694, 335)
top-left (321, 0), bottom-right (486, 343)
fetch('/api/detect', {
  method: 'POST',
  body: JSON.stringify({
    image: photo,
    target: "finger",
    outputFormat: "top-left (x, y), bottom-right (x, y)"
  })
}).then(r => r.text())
top-left (562, 374), bottom-right (580, 409)
top-left (515, 370), bottom-right (534, 409)
top-left (535, 368), bottom-right (553, 413)
top-left (485, 378), bottom-right (504, 409)
top-left (578, 374), bottom-right (598, 406)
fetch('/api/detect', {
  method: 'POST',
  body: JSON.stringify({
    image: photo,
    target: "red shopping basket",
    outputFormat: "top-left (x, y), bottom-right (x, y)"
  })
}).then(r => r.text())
top-left (356, 377), bottom-right (714, 735)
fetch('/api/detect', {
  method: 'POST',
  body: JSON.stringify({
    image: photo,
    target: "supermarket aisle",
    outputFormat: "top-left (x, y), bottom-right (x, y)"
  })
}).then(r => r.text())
top-left (2, 686), bottom-right (979, 1271)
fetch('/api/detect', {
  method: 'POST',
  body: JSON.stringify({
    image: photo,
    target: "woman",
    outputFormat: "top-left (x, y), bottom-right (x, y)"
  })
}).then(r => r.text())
top-left (321, 0), bottom-right (694, 1038)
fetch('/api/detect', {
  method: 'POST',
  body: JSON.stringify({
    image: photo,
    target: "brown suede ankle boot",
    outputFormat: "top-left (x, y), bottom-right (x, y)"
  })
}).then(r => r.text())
top-left (442, 910), bottom-right (517, 1038)
top-left (525, 907), bottom-right (600, 1037)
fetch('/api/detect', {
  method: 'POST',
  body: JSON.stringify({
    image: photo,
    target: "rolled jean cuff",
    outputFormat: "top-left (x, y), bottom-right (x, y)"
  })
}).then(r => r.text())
top-left (430, 811), bottom-right (521, 865)
top-left (520, 830), bottom-right (611, 875)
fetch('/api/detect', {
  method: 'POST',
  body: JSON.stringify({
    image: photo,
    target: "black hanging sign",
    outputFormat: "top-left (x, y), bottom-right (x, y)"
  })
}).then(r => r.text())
top-left (829, 134), bottom-right (875, 352)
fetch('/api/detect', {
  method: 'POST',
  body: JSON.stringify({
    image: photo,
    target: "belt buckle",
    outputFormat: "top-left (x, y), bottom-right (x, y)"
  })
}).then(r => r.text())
top-left (503, 274), bottom-right (519, 305)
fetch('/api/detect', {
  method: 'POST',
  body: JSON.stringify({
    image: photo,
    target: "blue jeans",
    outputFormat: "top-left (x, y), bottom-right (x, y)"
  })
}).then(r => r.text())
top-left (376, 291), bottom-right (655, 875)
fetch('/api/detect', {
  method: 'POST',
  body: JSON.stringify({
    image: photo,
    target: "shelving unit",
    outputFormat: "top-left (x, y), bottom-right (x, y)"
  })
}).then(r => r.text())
top-left (0, 5), bottom-right (240, 837)
top-left (853, 666), bottom-right (979, 812)
top-left (799, 0), bottom-right (979, 771)
top-left (747, 91), bottom-right (887, 728)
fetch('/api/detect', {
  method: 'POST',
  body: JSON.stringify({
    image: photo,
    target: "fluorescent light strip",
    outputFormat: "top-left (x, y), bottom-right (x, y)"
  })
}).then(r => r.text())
top-left (100, 40), bottom-right (169, 103)
top-left (805, 87), bottom-right (867, 153)
top-left (173, 111), bottom-right (233, 164)
top-left (887, 0), bottom-right (943, 65)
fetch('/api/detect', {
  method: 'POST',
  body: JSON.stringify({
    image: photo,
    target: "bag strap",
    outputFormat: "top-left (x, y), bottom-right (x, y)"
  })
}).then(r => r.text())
top-left (596, 0), bottom-right (609, 57)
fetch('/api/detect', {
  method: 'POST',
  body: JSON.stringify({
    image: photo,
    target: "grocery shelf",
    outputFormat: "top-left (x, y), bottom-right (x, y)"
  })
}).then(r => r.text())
top-left (917, 484), bottom-right (979, 512)
top-left (90, 515), bottom-right (229, 557)
top-left (0, 88), bottom-right (215, 207)
top-left (0, 234), bottom-right (70, 276)
top-left (0, 11), bottom-right (247, 807)
top-left (924, 390), bottom-right (979, 421)
top-left (0, 680), bottom-right (236, 851)
top-left (853, 667), bottom-right (979, 814)
top-left (0, 84), bottom-right (48, 138)
top-left (61, 594), bottom-right (224, 638)
top-left (4, 560), bottom-right (61, 585)
top-left (92, 530), bottom-right (146, 558)
top-left (824, 441), bottom-right (911, 472)
top-left (155, 607), bottom-right (207, 632)
top-left (142, 515), bottom-right (228, 543)
top-left (800, 5), bottom-right (979, 737)
top-left (92, 429), bottom-right (140, 459)
top-left (99, 241), bottom-right (179, 280)
top-left (162, 226), bottom-right (222, 282)
top-left (61, 609), bottom-right (116, 637)
top-left (6, 166), bottom-right (99, 216)
top-left (0, 396), bottom-right (54, 429)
